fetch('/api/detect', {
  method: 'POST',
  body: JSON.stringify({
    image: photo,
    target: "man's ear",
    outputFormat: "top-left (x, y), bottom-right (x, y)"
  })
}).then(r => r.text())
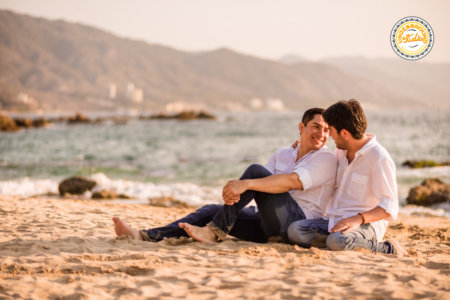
top-left (340, 129), bottom-right (350, 140)
top-left (298, 122), bottom-right (304, 133)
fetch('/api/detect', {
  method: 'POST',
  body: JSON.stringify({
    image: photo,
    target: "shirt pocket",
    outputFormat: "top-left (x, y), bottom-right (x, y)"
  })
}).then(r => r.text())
top-left (347, 173), bottom-right (369, 199)
top-left (274, 161), bottom-right (287, 174)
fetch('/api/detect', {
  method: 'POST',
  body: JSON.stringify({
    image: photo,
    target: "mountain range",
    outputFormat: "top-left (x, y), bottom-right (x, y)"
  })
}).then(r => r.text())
top-left (1, 10), bottom-right (449, 112)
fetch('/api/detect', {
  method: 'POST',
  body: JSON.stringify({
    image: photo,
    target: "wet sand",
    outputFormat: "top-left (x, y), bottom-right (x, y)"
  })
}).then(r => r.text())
top-left (1, 195), bottom-right (449, 299)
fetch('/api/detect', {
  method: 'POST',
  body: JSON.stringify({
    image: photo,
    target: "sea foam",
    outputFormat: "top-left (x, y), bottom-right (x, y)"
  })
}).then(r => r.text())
top-left (1, 173), bottom-right (449, 216)
top-left (0, 173), bottom-right (222, 206)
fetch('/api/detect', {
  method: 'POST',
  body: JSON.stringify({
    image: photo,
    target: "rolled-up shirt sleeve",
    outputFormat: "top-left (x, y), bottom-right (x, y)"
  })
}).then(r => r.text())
top-left (373, 157), bottom-right (398, 222)
top-left (292, 151), bottom-right (337, 191)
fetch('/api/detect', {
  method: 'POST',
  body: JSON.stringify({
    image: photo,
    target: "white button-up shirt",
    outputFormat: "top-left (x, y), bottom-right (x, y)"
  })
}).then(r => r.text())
top-left (264, 144), bottom-right (338, 219)
top-left (325, 134), bottom-right (398, 242)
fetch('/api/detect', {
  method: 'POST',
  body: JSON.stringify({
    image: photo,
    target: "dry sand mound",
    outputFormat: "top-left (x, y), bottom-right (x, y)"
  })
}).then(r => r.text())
top-left (1, 195), bottom-right (449, 299)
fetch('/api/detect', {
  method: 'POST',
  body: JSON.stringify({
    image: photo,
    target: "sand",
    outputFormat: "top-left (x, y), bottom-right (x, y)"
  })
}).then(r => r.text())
top-left (1, 195), bottom-right (450, 300)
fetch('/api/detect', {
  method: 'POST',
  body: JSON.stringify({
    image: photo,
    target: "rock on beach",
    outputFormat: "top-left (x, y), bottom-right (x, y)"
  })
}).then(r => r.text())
top-left (402, 160), bottom-right (450, 168)
top-left (406, 178), bottom-right (450, 206)
top-left (58, 176), bottom-right (97, 196)
top-left (91, 190), bottom-right (117, 199)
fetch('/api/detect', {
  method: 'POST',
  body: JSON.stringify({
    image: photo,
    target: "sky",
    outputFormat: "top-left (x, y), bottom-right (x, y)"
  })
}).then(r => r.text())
top-left (0, 0), bottom-right (448, 63)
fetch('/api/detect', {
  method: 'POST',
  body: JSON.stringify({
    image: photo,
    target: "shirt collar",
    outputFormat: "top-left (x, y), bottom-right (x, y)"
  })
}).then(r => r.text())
top-left (293, 142), bottom-right (323, 161)
top-left (356, 133), bottom-right (377, 156)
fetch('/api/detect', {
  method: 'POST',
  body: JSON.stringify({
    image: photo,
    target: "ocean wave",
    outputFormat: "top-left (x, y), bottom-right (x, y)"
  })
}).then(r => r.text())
top-left (0, 177), bottom-right (58, 198)
top-left (1, 173), bottom-right (449, 217)
top-left (396, 166), bottom-right (450, 178)
top-left (0, 173), bottom-right (222, 206)
top-left (400, 204), bottom-right (450, 218)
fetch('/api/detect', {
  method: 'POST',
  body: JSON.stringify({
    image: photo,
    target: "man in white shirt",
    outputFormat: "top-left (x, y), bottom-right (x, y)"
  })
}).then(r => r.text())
top-left (288, 100), bottom-right (408, 256)
top-left (112, 108), bottom-right (337, 244)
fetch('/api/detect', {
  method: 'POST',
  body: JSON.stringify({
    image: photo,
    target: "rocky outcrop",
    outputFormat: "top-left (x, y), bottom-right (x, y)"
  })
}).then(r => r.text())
top-left (91, 190), bottom-right (117, 199)
top-left (197, 111), bottom-right (216, 120)
top-left (13, 118), bottom-right (34, 128)
top-left (0, 114), bottom-right (19, 132)
top-left (150, 111), bottom-right (216, 120)
top-left (68, 113), bottom-right (92, 124)
top-left (12, 117), bottom-right (50, 128)
top-left (150, 113), bottom-right (175, 120)
top-left (406, 178), bottom-right (450, 206)
top-left (32, 117), bottom-right (50, 127)
top-left (47, 116), bottom-right (69, 123)
top-left (58, 176), bottom-right (96, 196)
top-left (402, 160), bottom-right (450, 168)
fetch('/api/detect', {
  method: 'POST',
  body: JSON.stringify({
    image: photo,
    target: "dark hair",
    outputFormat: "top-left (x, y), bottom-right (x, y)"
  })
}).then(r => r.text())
top-left (302, 108), bottom-right (325, 126)
top-left (322, 99), bottom-right (367, 140)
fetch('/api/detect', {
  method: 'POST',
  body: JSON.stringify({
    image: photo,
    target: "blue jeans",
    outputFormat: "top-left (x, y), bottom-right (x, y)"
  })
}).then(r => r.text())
top-left (288, 218), bottom-right (397, 254)
top-left (209, 164), bottom-right (306, 243)
top-left (140, 204), bottom-right (266, 243)
top-left (141, 164), bottom-right (306, 243)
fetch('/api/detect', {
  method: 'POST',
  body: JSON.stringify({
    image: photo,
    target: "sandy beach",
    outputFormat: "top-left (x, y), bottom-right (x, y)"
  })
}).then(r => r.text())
top-left (0, 195), bottom-right (449, 300)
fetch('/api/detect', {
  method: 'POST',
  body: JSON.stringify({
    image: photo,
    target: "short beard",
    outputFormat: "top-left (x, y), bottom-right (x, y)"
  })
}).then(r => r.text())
top-left (335, 136), bottom-right (349, 150)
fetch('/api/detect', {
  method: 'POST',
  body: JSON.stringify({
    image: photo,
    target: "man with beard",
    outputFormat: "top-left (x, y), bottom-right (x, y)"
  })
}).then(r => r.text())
top-left (288, 100), bottom-right (408, 256)
top-left (113, 108), bottom-right (337, 244)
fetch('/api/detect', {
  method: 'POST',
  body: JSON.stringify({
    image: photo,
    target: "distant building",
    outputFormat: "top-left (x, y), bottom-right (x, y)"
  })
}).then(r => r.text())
top-left (125, 83), bottom-right (143, 103)
top-left (16, 92), bottom-right (38, 108)
top-left (130, 89), bottom-right (143, 103)
top-left (266, 98), bottom-right (285, 111)
top-left (125, 83), bottom-right (135, 100)
top-left (106, 83), bottom-right (116, 99)
top-left (250, 97), bottom-right (264, 110)
top-left (17, 92), bottom-right (29, 103)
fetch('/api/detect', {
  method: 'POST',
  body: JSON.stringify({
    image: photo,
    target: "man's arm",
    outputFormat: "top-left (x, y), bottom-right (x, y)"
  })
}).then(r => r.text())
top-left (330, 206), bottom-right (390, 234)
top-left (222, 173), bottom-right (303, 204)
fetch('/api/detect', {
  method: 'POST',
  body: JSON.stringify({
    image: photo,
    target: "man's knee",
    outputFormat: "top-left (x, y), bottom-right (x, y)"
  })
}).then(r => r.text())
top-left (326, 232), bottom-right (351, 251)
top-left (196, 204), bottom-right (221, 216)
top-left (241, 164), bottom-right (271, 180)
top-left (287, 222), bottom-right (312, 248)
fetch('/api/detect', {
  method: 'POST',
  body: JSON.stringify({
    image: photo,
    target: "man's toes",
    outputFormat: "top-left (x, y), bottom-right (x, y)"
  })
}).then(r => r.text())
top-left (179, 223), bottom-right (186, 228)
top-left (184, 224), bottom-right (192, 232)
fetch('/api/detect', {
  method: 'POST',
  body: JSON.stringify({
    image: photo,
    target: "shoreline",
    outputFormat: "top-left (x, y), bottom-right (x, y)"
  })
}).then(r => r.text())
top-left (2, 173), bottom-right (450, 218)
top-left (1, 195), bottom-right (449, 299)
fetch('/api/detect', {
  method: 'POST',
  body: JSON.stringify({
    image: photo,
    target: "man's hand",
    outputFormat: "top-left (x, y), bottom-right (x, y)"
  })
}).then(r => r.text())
top-left (223, 195), bottom-right (240, 205)
top-left (222, 180), bottom-right (248, 205)
top-left (330, 214), bottom-right (363, 234)
top-left (291, 139), bottom-right (301, 148)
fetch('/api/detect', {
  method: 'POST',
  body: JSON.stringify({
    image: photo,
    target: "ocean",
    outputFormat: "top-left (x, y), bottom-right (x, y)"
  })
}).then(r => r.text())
top-left (1, 110), bottom-right (450, 216)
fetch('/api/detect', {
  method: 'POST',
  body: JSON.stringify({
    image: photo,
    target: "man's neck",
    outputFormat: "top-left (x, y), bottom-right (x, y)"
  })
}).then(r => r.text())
top-left (346, 134), bottom-right (370, 163)
top-left (297, 141), bottom-right (314, 162)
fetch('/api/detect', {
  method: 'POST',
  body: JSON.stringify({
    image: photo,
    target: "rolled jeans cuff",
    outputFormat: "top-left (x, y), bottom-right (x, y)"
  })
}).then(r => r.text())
top-left (207, 221), bottom-right (227, 241)
top-left (139, 230), bottom-right (152, 241)
top-left (385, 241), bottom-right (398, 255)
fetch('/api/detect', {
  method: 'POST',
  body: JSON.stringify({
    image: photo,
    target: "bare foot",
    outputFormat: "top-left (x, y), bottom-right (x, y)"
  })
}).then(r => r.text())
top-left (388, 239), bottom-right (408, 257)
top-left (179, 223), bottom-right (218, 242)
top-left (112, 217), bottom-right (143, 240)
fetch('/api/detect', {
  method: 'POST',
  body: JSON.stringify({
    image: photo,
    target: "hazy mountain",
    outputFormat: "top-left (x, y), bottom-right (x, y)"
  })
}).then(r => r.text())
top-left (322, 57), bottom-right (450, 109)
top-left (0, 10), bottom-right (447, 112)
top-left (279, 54), bottom-right (307, 65)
